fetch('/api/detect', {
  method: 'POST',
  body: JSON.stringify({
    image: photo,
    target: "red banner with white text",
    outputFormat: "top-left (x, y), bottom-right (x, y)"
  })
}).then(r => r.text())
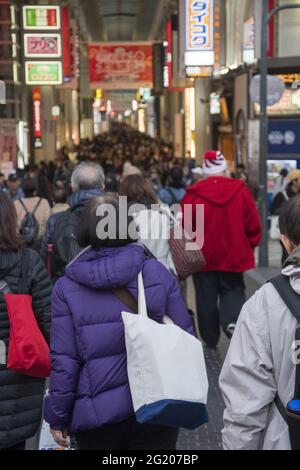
top-left (88, 43), bottom-right (153, 90)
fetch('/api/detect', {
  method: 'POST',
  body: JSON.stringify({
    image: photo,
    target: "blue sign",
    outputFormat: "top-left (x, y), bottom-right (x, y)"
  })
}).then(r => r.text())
top-left (268, 120), bottom-right (300, 157)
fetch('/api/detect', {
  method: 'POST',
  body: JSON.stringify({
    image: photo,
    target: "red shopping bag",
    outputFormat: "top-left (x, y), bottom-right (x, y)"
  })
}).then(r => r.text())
top-left (4, 293), bottom-right (50, 378)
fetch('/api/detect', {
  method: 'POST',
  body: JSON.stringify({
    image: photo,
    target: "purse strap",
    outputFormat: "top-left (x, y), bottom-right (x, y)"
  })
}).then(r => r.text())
top-left (112, 272), bottom-right (148, 318)
top-left (112, 288), bottom-right (138, 314)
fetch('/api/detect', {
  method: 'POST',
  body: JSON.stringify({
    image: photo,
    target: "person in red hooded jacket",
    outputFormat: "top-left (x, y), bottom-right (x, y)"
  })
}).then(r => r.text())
top-left (181, 151), bottom-right (262, 348)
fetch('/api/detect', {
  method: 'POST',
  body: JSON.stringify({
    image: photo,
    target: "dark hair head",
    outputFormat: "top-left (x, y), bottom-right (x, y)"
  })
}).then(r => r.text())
top-left (280, 169), bottom-right (289, 178)
top-left (0, 192), bottom-right (23, 251)
top-left (76, 195), bottom-right (138, 249)
top-left (53, 187), bottom-right (67, 204)
top-left (170, 166), bottom-right (184, 189)
top-left (23, 178), bottom-right (37, 198)
top-left (279, 195), bottom-right (300, 246)
top-left (119, 174), bottom-right (158, 205)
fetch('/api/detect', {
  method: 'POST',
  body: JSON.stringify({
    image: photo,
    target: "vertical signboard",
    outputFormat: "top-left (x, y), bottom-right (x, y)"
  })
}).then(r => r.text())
top-left (22, 5), bottom-right (63, 85)
top-left (185, 0), bottom-right (215, 66)
top-left (32, 87), bottom-right (42, 148)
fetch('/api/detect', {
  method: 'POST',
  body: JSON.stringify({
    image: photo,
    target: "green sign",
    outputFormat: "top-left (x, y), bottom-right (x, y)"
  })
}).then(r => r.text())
top-left (25, 62), bottom-right (62, 85)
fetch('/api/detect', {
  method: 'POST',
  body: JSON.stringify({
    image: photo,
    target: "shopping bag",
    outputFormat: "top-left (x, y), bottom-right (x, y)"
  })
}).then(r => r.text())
top-left (270, 215), bottom-right (281, 240)
top-left (0, 249), bottom-right (50, 378)
top-left (4, 293), bottom-right (50, 378)
top-left (168, 210), bottom-right (206, 280)
top-left (122, 272), bottom-right (209, 430)
top-left (39, 420), bottom-right (70, 451)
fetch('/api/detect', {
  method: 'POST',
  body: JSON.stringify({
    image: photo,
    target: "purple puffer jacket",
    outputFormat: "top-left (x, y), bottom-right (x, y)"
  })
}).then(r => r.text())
top-left (44, 244), bottom-right (193, 433)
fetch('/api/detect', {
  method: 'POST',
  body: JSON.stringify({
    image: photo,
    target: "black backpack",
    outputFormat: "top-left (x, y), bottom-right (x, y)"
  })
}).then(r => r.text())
top-left (270, 275), bottom-right (300, 450)
top-left (52, 207), bottom-right (82, 279)
top-left (19, 198), bottom-right (42, 244)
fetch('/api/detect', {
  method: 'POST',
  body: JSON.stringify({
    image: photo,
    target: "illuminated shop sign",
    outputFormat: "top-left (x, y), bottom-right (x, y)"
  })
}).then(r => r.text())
top-left (32, 87), bottom-right (42, 149)
top-left (25, 62), bottom-right (63, 85)
top-left (23, 6), bottom-right (61, 30)
top-left (185, 0), bottom-right (214, 66)
top-left (24, 33), bottom-right (62, 58)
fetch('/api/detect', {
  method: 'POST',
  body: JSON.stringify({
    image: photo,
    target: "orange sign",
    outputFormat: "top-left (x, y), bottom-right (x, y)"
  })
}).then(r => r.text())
top-left (186, 0), bottom-right (214, 51)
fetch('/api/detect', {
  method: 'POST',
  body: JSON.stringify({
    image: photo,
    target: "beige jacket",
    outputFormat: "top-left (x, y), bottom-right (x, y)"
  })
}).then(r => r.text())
top-left (15, 197), bottom-right (51, 239)
top-left (219, 260), bottom-right (300, 450)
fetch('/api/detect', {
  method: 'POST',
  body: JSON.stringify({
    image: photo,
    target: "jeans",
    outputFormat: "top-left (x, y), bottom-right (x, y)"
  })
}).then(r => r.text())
top-left (75, 417), bottom-right (179, 450)
top-left (193, 271), bottom-right (246, 348)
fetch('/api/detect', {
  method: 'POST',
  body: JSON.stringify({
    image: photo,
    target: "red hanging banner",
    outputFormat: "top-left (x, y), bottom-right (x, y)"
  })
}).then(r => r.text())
top-left (88, 43), bottom-right (153, 90)
top-left (62, 6), bottom-right (72, 80)
top-left (268, 0), bottom-right (275, 57)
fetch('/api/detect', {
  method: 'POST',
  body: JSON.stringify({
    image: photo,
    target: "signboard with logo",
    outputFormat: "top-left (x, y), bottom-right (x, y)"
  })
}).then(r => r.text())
top-left (25, 62), bottom-right (63, 85)
top-left (268, 120), bottom-right (300, 157)
top-left (23, 6), bottom-right (61, 30)
top-left (184, 0), bottom-right (215, 66)
top-left (88, 43), bottom-right (153, 89)
top-left (24, 33), bottom-right (61, 58)
top-left (32, 87), bottom-right (42, 148)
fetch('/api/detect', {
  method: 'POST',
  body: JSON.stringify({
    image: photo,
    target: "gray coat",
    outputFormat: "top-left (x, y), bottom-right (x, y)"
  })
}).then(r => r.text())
top-left (219, 250), bottom-right (300, 450)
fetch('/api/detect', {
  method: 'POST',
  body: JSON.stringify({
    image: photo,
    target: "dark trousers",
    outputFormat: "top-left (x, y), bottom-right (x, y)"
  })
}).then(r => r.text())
top-left (1, 441), bottom-right (26, 451)
top-left (76, 417), bottom-right (179, 450)
top-left (193, 271), bottom-right (246, 348)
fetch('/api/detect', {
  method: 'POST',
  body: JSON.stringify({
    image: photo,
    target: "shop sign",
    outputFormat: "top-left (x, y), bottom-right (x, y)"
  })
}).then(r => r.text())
top-left (24, 33), bottom-right (62, 58)
top-left (32, 87), bottom-right (42, 148)
top-left (268, 120), bottom-right (300, 156)
top-left (25, 62), bottom-right (63, 85)
top-left (184, 0), bottom-right (214, 66)
top-left (88, 43), bottom-right (153, 90)
top-left (23, 6), bottom-right (61, 30)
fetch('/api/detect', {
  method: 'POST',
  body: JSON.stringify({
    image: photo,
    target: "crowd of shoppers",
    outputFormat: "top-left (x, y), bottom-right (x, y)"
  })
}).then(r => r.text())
top-left (1, 125), bottom-right (300, 451)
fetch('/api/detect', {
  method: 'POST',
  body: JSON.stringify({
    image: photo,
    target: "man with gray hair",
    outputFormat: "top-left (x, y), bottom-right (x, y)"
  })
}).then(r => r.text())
top-left (42, 162), bottom-right (105, 280)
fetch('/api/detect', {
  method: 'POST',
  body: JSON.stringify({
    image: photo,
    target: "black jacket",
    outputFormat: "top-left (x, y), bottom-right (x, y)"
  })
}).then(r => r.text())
top-left (271, 184), bottom-right (297, 215)
top-left (0, 249), bottom-right (52, 448)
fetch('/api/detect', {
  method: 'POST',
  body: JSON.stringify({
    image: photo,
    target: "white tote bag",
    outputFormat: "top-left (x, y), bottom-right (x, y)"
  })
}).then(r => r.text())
top-left (122, 273), bottom-right (209, 430)
top-left (270, 190), bottom-right (289, 241)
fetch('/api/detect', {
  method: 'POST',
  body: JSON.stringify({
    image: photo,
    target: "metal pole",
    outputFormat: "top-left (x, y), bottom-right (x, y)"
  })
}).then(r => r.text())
top-left (259, 0), bottom-right (269, 268)
top-left (259, 1), bottom-right (300, 268)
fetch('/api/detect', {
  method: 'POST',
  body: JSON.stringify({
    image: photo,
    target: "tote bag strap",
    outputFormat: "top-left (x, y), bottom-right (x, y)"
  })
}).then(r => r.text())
top-left (138, 272), bottom-right (148, 318)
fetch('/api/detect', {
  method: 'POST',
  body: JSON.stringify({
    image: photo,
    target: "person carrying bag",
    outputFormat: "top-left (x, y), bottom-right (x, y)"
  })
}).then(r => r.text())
top-left (0, 191), bottom-right (52, 450)
top-left (0, 249), bottom-right (50, 378)
top-left (120, 271), bottom-right (209, 430)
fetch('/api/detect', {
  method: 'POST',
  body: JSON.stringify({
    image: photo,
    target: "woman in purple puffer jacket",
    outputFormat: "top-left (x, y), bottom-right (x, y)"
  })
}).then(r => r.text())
top-left (44, 195), bottom-right (194, 450)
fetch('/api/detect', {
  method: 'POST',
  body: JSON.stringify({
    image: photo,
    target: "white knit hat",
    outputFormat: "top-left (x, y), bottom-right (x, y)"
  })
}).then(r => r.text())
top-left (203, 150), bottom-right (227, 176)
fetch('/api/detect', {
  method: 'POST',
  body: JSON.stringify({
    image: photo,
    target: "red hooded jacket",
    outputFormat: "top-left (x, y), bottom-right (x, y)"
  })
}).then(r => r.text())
top-left (181, 177), bottom-right (262, 273)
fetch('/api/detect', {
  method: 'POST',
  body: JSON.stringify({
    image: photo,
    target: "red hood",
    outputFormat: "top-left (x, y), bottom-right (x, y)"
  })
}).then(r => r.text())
top-left (186, 177), bottom-right (245, 207)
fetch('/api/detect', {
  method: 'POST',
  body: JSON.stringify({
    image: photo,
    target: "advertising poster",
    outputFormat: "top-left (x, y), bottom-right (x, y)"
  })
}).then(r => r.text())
top-left (88, 43), bottom-right (153, 89)
top-left (24, 33), bottom-right (62, 58)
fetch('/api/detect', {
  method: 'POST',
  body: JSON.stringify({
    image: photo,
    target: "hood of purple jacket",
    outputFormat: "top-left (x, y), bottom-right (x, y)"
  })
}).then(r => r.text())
top-left (65, 244), bottom-right (146, 289)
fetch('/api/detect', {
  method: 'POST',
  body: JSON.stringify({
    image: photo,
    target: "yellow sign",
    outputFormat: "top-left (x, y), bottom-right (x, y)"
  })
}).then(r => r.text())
top-left (96, 88), bottom-right (103, 99)
top-left (186, 0), bottom-right (214, 51)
